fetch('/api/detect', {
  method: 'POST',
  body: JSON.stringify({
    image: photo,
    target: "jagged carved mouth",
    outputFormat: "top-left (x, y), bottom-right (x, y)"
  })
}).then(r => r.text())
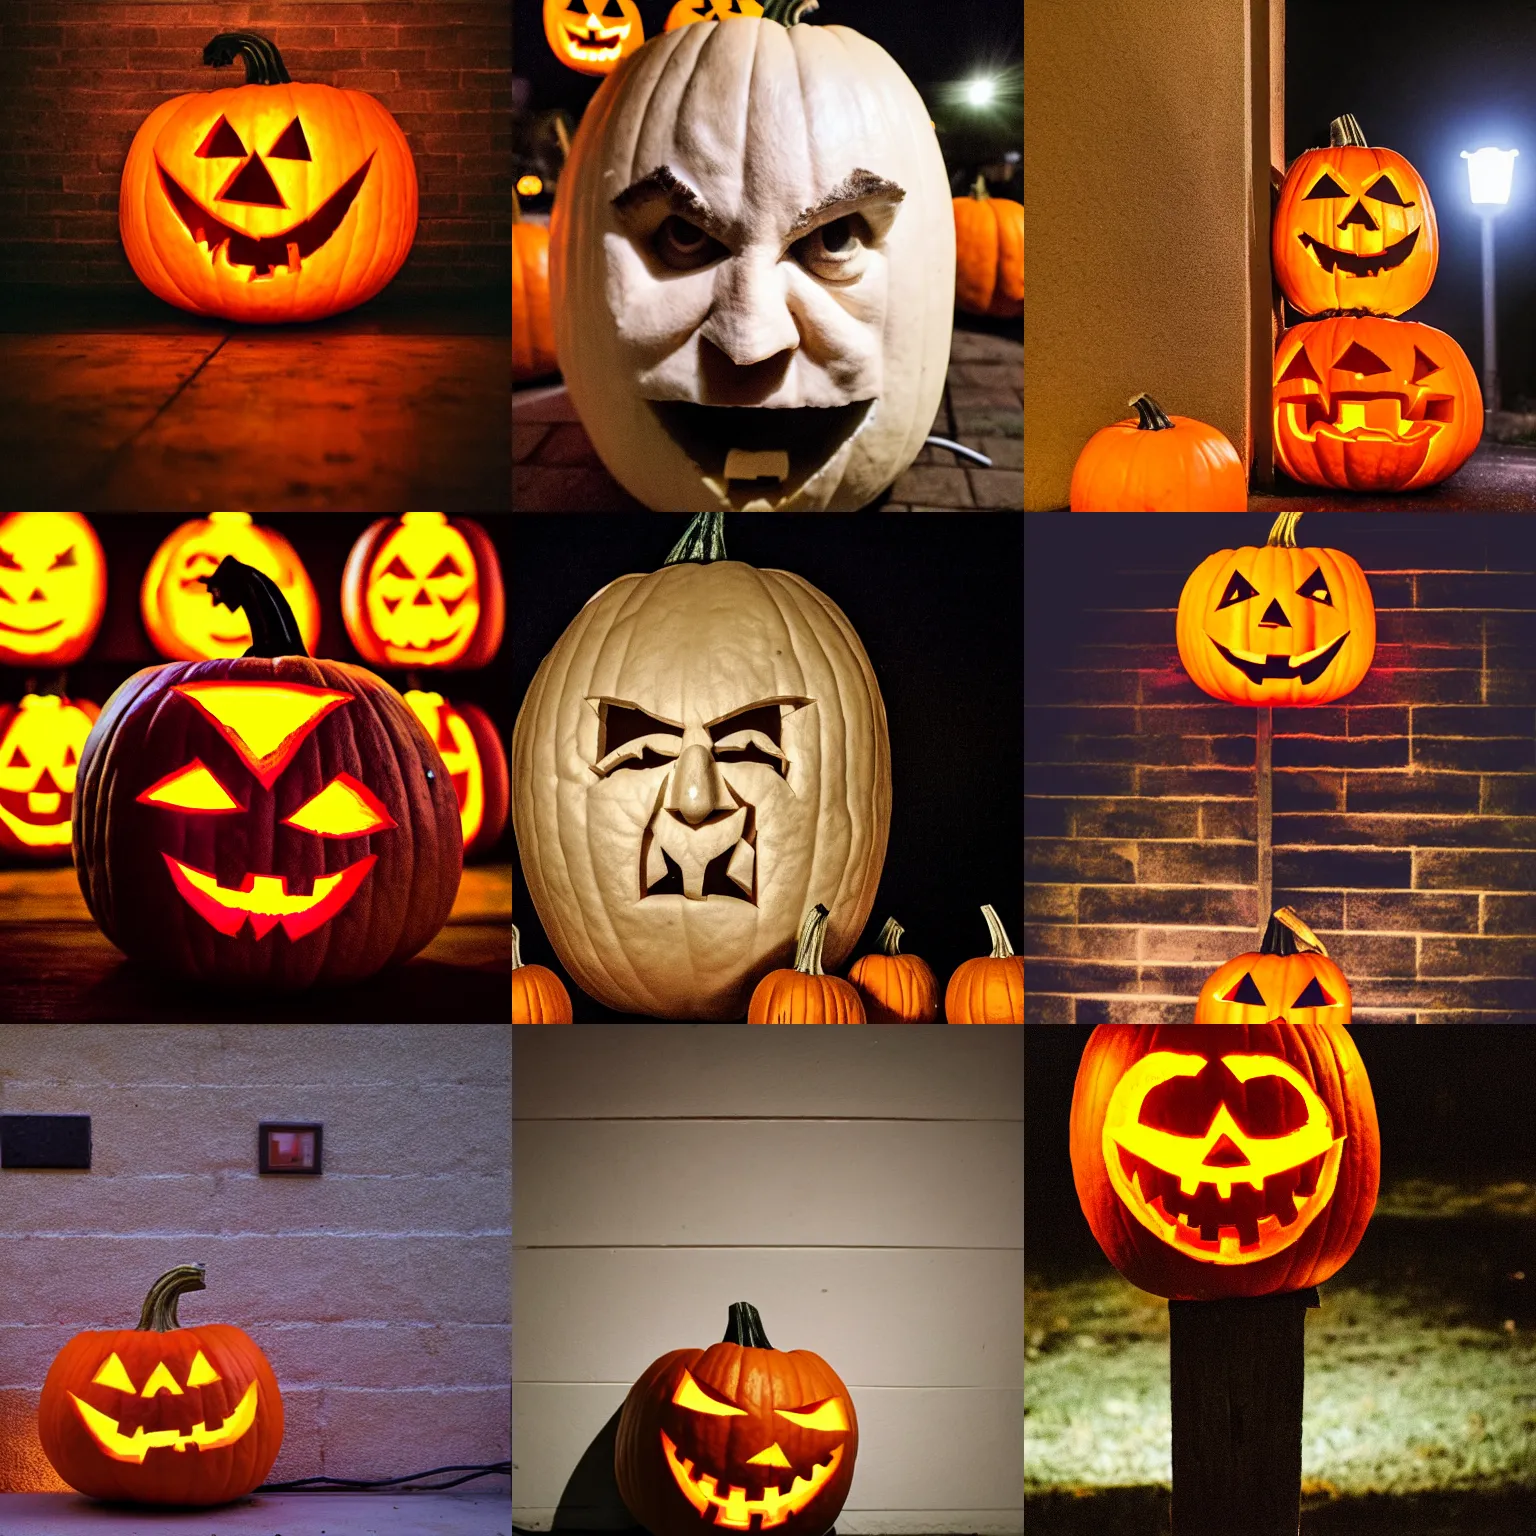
top-left (1299, 225), bottom-right (1420, 277)
top-left (1279, 392), bottom-right (1455, 442)
top-left (640, 801), bottom-right (757, 903)
top-left (70, 1382), bottom-right (259, 1463)
top-left (1208, 633), bottom-right (1349, 686)
top-left (161, 852), bottom-right (377, 941)
top-left (563, 18), bottom-right (631, 59)
top-left (156, 154), bottom-right (374, 281)
top-left (662, 1431), bottom-right (842, 1529)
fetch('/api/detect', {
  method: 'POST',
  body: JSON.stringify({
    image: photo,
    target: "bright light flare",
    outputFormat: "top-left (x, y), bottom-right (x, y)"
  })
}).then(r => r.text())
top-left (1461, 146), bottom-right (1518, 206)
top-left (517, 174), bottom-right (544, 197)
top-left (964, 77), bottom-right (996, 107)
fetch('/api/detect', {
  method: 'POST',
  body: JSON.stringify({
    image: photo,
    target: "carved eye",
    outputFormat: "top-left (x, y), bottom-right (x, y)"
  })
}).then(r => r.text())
top-left (1305, 172), bottom-right (1348, 200)
top-left (1296, 566), bottom-right (1332, 606)
top-left (196, 115), bottom-right (248, 159)
top-left (268, 117), bottom-right (311, 161)
top-left (381, 556), bottom-right (414, 580)
top-left (427, 554), bottom-right (464, 579)
top-left (1221, 972), bottom-right (1267, 1007)
top-left (186, 1350), bottom-right (222, 1387)
top-left (282, 773), bottom-right (397, 838)
top-left (0, 547), bottom-right (20, 571)
top-left (792, 215), bottom-right (872, 280)
top-left (137, 760), bottom-right (244, 814)
top-left (7, 746), bottom-right (28, 769)
top-left (776, 1397), bottom-right (849, 1431)
top-left (91, 1354), bottom-right (136, 1393)
top-left (48, 546), bottom-right (77, 570)
top-left (1292, 977), bottom-right (1337, 1008)
top-left (1215, 572), bottom-right (1259, 611)
top-left (1333, 341), bottom-right (1391, 377)
top-left (1365, 175), bottom-right (1409, 206)
top-left (673, 1370), bottom-right (748, 1416)
top-left (653, 216), bottom-right (726, 272)
top-left (593, 701), bottom-right (682, 774)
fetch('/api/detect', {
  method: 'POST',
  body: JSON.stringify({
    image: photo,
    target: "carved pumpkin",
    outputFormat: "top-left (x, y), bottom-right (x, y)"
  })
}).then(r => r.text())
top-left (0, 694), bottom-right (100, 860)
top-left (1070, 395), bottom-right (1246, 511)
top-left (513, 192), bottom-right (558, 383)
top-left (1273, 114), bottom-right (1438, 319)
top-left (512, 922), bottom-right (574, 1023)
top-left (847, 915), bottom-right (937, 1022)
top-left (616, 1302), bottom-right (858, 1536)
top-left (513, 513), bottom-right (890, 1021)
top-left (119, 32), bottom-right (418, 325)
top-left (953, 178), bottom-right (1023, 319)
top-left (551, 0), bottom-right (954, 512)
top-left (341, 513), bottom-right (504, 671)
top-left (38, 1264), bottom-right (283, 1506)
top-left (944, 904), bottom-right (1024, 1023)
top-left (747, 903), bottom-right (867, 1023)
top-left (1069, 1020), bottom-right (1380, 1300)
top-left (403, 691), bottom-right (509, 856)
top-left (1273, 314), bottom-right (1482, 492)
top-left (141, 513), bottom-right (319, 662)
top-left (665, 0), bottom-right (764, 29)
top-left (1196, 908), bottom-right (1351, 1025)
top-left (0, 513), bottom-right (107, 668)
top-left (544, 0), bottom-right (645, 75)
top-left (1177, 512), bottom-right (1375, 707)
top-left (74, 558), bottom-right (462, 989)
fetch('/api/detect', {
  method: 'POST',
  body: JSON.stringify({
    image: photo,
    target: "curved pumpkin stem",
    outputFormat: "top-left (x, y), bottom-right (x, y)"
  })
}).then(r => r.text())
top-left (1262, 906), bottom-right (1330, 957)
top-left (979, 903), bottom-right (1015, 959)
top-left (789, 904), bottom-right (833, 975)
top-left (762, 0), bottom-right (819, 24)
top-left (723, 1302), bottom-right (773, 1347)
top-left (874, 916), bottom-right (905, 956)
top-left (137, 1264), bottom-right (207, 1332)
top-left (970, 175), bottom-right (990, 200)
top-left (512, 923), bottom-right (525, 969)
top-left (1329, 113), bottom-right (1367, 149)
top-left (201, 555), bottom-right (308, 658)
top-left (1267, 511), bottom-right (1304, 548)
top-left (664, 513), bottom-right (727, 567)
top-left (204, 32), bottom-right (292, 85)
top-left (1129, 393), bottom-right (1174, 432)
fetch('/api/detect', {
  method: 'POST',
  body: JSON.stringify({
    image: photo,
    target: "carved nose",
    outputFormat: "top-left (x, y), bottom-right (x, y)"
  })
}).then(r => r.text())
top-left (1337, 200), bottom-right (1377, 232)
top-left (1258, 598), bottom-right (1290, 628)
top-left (671, 742), bottom-right (721, 826)
top-left (1203, 1133), bottom-right (1251, 1168)
top-left (412, 587), bottom-right (434, 606)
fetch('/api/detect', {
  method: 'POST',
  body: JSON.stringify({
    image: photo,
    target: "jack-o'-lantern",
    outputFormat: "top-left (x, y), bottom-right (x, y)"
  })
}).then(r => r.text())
top-left (1273, 115), bottom-right (1438, 318)
top-left (1069, 1021), bottom-right (1379, 1300)
top-left (666, 0), bottom-right (764, 30)
top-left (1273, 314), bottom-right (1481, 492)
top-left (74, 557), bottom-right (462, 989)
top-left (544, 0), bottom-right (645, 75)
top-left (1196, 908), bottom-right (1351, 1024)
top-left (141, 513), bottom-right (319, 661)
top-left (119, 32), bottom-right (418, 325)
top-left (513, 513), bottom-right (890, 1020)
top-left (1070, 395), bottom-right (1246, 512)
top-left (38, 1264), bottom-right (283, 1506)
top-left (404, 691), bottom-right (508, 856)
top-left (0, 694), bottom-right (100, 860)
top-left (342, 514), bottom-right (504, 671)
top-left (0, 513), bottom-right (107, 668)
top-left (616, 1302), bottom-right (858, 1536)
top-left (551, 0), bottom-right (954, 511)
top-left (1177, 512), bottom-right (1375, 707)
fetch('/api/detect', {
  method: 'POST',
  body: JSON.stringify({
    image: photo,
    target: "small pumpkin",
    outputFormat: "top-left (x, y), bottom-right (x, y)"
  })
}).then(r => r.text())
top-left (513, 922), bottom-right (574, 1023)
top-left (616, 1302), bottom-right (858, 1536)
top-left (1176, 512), bottom-right (1375, 707)
top-left (544, 0), bottom-right (645, 75)
top-left (1070, 394), bottom-right (1246, 511)
top-left (0, 513), bottom-right (108, 668)
top-left (0, 694), bottom-right (100, 860)
top-left (953, 177), bottom-right (1023, 319)
top-left (514, 187), bottom-right (558, 383)
top-left (1195, 908), bottom-right (1351, 1024)
top-left (848, 916), bottom-right (937, 1022)
top-left (944, 904), bottom-right (1023, 1024)
top-left (665, 0), bottom-right (764, 28)
top-left (38, 1264), bottom-right (283, 1506)
top-left (404, 691), bottom-right (508, 857)
top-left (119, 33), bottom-right (417, 325)
top-left (749, 903), bottom-right (868, 1023)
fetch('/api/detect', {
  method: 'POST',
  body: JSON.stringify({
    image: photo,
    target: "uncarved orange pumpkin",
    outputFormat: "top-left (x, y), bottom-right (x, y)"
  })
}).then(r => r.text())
top-left (1070, 394), bottom-right (1247, 511)
top-left (953, 177), bottom-right (1022, 318)
top-left (848, 916), bottom-right (937, 1022)
top-left (749, 904), bottom-right (867, 1024)
top-left (514, 190), bottom-right (558, 383)
top-left (944, 905), bottom-right (1023, 1023)
top-left (513, 923), bottom-right (574, 1023)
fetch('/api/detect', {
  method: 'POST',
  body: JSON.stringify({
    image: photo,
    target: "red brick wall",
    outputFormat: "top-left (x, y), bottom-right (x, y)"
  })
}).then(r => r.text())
top-left (0, 1), bottom-right (510, 290)
top-left (1025, 516), bottom-right (1536, 1025)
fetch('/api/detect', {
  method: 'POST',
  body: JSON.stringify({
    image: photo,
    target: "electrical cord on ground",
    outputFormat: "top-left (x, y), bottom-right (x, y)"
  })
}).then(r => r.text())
top-left (259, 1460), bottom-right (510, 1492)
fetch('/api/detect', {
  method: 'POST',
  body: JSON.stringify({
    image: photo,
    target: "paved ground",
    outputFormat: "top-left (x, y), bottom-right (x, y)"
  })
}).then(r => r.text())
top-left (1252, 440), bottom-right (1536, 511)
top-left (513, 326), bottom-right (1022, 511)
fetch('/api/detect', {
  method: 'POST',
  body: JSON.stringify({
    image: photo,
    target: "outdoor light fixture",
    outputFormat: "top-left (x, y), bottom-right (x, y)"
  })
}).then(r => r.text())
top-left (1461, 145), bottom-right (1519, 411)
top-left (517, 174), bottom-right (544, 197)
top-left (964, 77), bottom-right (996, 107)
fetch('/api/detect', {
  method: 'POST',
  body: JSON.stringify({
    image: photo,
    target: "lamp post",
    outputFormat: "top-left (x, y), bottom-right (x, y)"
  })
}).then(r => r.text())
top-left (1460, 146), bottom-right (1519, 412)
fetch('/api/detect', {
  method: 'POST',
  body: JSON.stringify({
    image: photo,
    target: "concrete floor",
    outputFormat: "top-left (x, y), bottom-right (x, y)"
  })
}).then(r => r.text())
top-left (1252, 441), bottom-right (1536, 511)
top-left (0, 1491), bottom-right (509, 1535)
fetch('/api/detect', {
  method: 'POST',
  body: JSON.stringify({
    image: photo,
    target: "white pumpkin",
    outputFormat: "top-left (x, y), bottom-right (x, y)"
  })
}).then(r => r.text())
top-left (512, 514), bottom-right (891, 1019)
top-left (550, 2), bottom-right (954, 512)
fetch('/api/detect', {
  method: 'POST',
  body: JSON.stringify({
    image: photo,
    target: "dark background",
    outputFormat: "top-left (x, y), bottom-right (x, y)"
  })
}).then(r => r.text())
top-left (1286, 0), bottom-right (1536, 406)
top-left (512, 513), bottom-right (1022, 1021)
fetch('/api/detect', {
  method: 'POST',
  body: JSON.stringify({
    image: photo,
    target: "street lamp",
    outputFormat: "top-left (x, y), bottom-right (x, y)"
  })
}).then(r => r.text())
top-left (1460, 145), bottom-right (1519, 412)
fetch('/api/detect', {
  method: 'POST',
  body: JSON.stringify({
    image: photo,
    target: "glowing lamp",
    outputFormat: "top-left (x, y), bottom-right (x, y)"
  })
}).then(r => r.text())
top-left (964, 77), bottom-right (996, 107)
top-left (516, 174), bottom-right (544, 197)
top-left (1461, 146), bottom-right (1518, 206)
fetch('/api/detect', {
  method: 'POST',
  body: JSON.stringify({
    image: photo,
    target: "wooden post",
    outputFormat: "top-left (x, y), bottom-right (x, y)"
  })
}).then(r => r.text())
top-left (1256, 705), bottom-right (1273, 932)
top-left (1169, 1288), bottom-right (1319, 1536)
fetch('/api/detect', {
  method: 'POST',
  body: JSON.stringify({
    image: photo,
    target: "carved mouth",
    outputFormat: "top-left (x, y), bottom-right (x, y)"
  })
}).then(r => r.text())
top-left (1208, 633), bottom-right (1349, 686)
top-left (562, 17), bottom-right (631, 60)
top-left (156, 154), bottom-right (374, 281)
top-left (662, 1431), bottom-right (842, 1529)
top-left (1299, 224), bottom-right (1420, 277)
top-left (640, 802), bottom-right (757, 903)
top-left (162, 853), bottom-right (377, 941)
top-left (0, 615), bottom-right (64, 635)
top-left (70, 1382), bottom-right (259, 1463)
top-left (0, 781), bottom-right (73, 845)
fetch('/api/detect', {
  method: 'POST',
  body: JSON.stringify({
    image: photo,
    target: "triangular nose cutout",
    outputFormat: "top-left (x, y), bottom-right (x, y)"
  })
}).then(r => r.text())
top-left (1337, 200), bottom-right (1378, 231)
top-left (1259, 599), bottom-right (1290, 628)
top-left (1222, 972), bottom-right (1267, 1007)
top-left (1292, 976), bottom-right (1337, 1009)
top-left (219, 154), bottom-right (286, 208)
top-left (1203, 1133), bottom-right (1251, 1168)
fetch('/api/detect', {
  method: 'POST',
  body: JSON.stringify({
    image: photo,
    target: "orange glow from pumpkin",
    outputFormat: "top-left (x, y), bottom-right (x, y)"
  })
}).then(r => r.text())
top-left (161, 853), bottom-right (378, 941)
top-left (70, 1382), bottom-right (259, 1465)
top-left (0, 513), bottom-right (108, 666)
top-left (0, 694), bottom-right (98, 849)
top-left (361, 514), bottom-right (482, 667)
top-left (171, 682), bottom-right (351, 790)
top-left (661, 1432), bottom-right (843, 1529)
top-left (137, 760), bottom-right (244, 814)
top-left (404, 690), bottom-right (484, 847)
top-left (281, 772), bottom-right (396, 838)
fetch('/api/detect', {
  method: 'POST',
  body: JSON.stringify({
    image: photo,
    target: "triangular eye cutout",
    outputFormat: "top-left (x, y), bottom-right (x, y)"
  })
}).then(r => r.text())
top-left (1215, 571), bottom-right (1259, 611)
top-left (268, 117), bottom-right (312, 161)
top-left (1305, 171), bottom-right (1348, 200)
top-left (196, 115), bottom-right (247, 159)
top-left (1296, 565), bottom-right (1332, 606)
top-left (1222, 972), bottom-right (1268, 1008)
top-left (1365, 175), bottom-right (1409, 206)
top-left (1277, 348), bottom-right (1321, 386)
top-left (6, 747), bottom-right (28, 768)
top-left (1291, 976), bottom-right (1337, 1009)
top-left (381, 555), bottom-right (414, 580)
top-left (427, 554), bottom-right (464, 579)
top-left (1334, 341), bottom-right (1391, 376)
top-left (1410, 346), bottom-right (1442, 384)
top-left (218, 154), bottom-right (287, 209)
top-left (91, 1353), bottom-right (136, 1393)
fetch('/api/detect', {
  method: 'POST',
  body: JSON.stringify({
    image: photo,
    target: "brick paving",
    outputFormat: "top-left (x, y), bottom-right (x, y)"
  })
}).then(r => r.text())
top-left (513, 326), bottom-right (1022, 511)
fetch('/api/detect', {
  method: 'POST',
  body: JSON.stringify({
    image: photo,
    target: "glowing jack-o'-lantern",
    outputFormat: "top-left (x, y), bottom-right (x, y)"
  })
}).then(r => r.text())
top-left (38, 1264), bottom-right (283, 1506)
top-left (665, 0), bottom-right (763, 30)
top-left (616, 1302), bottom-right (858, 1536)
top-left (513, 513), bottom-right (890, 1020)
top-left (0, 513), bottom-right (107, 668)
top-left (404, 691), bottom-right (508, 856)
top-left (74, 557), bottom-right (462, 989)
top-left (1177, 512), bottom-right (1375, 706)
top-left (1070, 1021), bottom-right (1379, 1300)
top-left (342, 514), bottom-right (504, 671)
top-left (0, 694), bottom-right (100, 859)
top-left (551, 0), bottom-right (954, 511)
top-left (119, 32), bottom-right (418, 325)
top-left (544, 0), bottom-right (645, 75)
top-left (1196, 908), bottom-right (1352, 1024)
top-left (141, 513), bottom-right (319, 661)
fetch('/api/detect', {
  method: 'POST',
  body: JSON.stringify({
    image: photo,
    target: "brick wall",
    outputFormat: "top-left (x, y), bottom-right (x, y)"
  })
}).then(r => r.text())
top-left (1025, 515), bottom-right (1536, 1025)
top-left (0, 1), bottom-right (510, 291)
top-left (0, 1024), bottom-right (510, 1491)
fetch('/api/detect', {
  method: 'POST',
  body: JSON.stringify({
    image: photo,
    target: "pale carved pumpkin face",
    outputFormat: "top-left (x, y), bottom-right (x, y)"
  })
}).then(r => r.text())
top-left (0, 513), bottom-right (107, 667)
top-left (551, 16), bottom-right (954, 511)
top-left (0, 695), bottom-right (99, 851)
top-left (360, 513), bottom-right (481, 666)
top-left (543, 0), bottom-right (645, 74)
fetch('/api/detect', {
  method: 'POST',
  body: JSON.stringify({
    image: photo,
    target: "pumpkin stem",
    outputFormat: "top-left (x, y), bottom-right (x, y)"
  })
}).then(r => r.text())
top-left (790, 904), bottom-right (832, 976)
top-left (664, 513), bottom-right (728, 567)
top-left (512, 924), bottom-right (525, 970)
top-left (875, 916), bottom-right (905, 956)
top-left (204, 32), bottom-right (292, 85)
top-left (980, 903), bottom-right (1015, 959)
top-left (201, 555), bottom-right (308, 658)
top-left (1129, 393), bottom-right (1174, 432)
top-left (1328, 114), bottom-right (1367, 149)
top-left (1266, 511), bottom-right (1303, 548)
top-left (971, 175), bottom-right (990, 200)
top-left (762, 0), bottom-right (820, 23)
top-left (722, 1302), bottom-right (773, 1348)
top-left (137, 1264), bottom-right (207, 1332)
top-left (1261, 906), bottom-right (1330, 957)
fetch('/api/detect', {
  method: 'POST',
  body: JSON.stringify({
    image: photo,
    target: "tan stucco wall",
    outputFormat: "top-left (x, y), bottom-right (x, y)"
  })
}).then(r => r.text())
top-left (1025, 0), bottom-right (1278, 509)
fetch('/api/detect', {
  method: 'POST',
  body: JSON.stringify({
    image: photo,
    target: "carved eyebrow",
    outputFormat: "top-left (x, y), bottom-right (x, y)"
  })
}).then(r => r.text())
top-left (786, 169), bottom-right (905, 238)
top-left (611, 165), bottom-right (729, 240)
